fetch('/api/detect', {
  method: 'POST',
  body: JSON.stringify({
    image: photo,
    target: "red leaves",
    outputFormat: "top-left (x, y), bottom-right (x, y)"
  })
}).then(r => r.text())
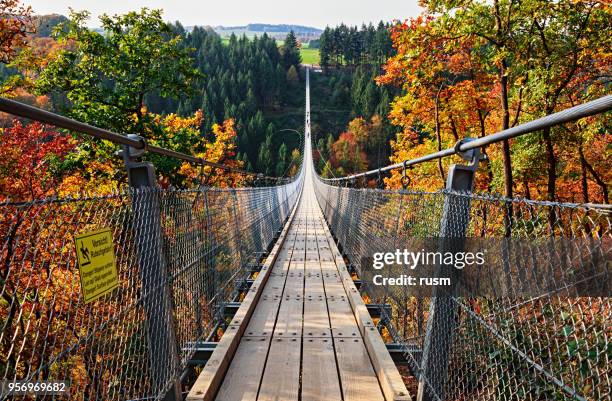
top-left (0, 0), bottom-right (34, 64)
top-left (0, 120), bottom-right (76, 201)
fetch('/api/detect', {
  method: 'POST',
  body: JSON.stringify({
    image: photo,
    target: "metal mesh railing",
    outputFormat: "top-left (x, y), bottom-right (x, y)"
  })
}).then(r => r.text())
top-left (313, 177), bottom-right (610, 401)
top-left (0, 176), bottom-right (302, 400)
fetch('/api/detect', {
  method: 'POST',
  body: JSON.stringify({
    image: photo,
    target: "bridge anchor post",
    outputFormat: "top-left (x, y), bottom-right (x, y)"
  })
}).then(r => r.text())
top-left (121, 135), bottom-right (182, 401)
top-left (417, 139), bottom-right (482, 401)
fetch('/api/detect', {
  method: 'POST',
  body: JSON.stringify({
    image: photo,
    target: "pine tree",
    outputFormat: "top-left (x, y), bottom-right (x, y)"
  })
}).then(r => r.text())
top-left (282, 30), bottom-right (302, 70)
top-left (257, 133), bottom-right (274, 176)
top-left (276, 143), bottom-right (288, 177)
top-left (326, 134), bottom-right (335, 157)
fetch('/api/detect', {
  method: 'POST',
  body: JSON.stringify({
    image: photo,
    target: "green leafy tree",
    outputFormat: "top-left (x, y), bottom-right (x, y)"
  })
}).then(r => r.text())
top-left (35, 8), bottom-right (200, 136)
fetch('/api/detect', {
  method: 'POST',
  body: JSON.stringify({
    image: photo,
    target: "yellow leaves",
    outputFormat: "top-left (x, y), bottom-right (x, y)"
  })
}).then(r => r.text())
top-left (162, 109), bottom-right (203, 130)
top-left (172, 117), bottom-right (242, 187)
top-left (57, 159), bottom-right (119, 197)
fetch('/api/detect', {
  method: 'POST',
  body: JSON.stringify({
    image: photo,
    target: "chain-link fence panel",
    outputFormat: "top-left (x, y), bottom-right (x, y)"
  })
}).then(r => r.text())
top-left (313, 176), bottom-right (610, 401)
top-left (0, 177), bottom-right (302, 401)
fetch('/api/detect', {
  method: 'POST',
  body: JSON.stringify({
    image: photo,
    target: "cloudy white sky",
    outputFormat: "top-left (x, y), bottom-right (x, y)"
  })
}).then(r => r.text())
top-left (24, 0), bottom-right (423, 28)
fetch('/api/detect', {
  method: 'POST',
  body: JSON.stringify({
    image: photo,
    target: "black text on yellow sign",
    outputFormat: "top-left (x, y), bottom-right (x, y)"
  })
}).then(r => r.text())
top-left (75, 228), bottom-right (118, 303)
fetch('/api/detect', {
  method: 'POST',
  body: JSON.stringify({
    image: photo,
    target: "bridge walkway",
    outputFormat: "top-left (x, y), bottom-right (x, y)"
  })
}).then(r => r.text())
top-left (186, 67), bottom-right (409, 401)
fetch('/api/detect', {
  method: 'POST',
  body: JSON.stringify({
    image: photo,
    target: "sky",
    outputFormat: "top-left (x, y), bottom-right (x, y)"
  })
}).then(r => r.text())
top-left (24, 0), bottom-right (423, 29)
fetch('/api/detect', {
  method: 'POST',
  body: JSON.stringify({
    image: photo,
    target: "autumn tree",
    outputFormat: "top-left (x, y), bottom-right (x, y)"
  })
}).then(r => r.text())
top-left (520, 0), bottom-right (609, 202)
top-left (380, 0), bottom-right (610, 204)
top-left (177, 117), bottom-right (244, 188)
top-left (288, 148), bottom-right (302, 177)
top-left (0, 0), bottom-right (33, 63)
top-left (0, 121), bottom-right (77, 202)
top-left (0, 0), bottom-right (34, 93)
top-left (329, 132), bottom-right (368, 176)
top-left (0, 122), bottom-right (79, 388)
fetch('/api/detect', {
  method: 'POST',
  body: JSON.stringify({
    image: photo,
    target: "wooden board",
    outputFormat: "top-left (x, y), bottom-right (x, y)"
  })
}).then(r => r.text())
top-left (303, 298), bottom-right (331, 338)
top-left (243, 299), bottom-right (281, 337)
top-left (257, 337), bottom-right (302, 401)
top-left (302, 338), bottom-right (342, 401)
top-left (327, 297), bottom-right (360, 338)
top-left (273, 299), bottom-right (303, 337)
top-left (213, 337), bottom-right (269, 401)
top-left (335, 338), bottom-right (386, 401)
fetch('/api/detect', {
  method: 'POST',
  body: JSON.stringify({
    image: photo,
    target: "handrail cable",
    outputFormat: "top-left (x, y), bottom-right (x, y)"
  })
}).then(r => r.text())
top-left (0, 97), bottom-right (281, 180)
top-left (326, 94), bottom-right (612, 183)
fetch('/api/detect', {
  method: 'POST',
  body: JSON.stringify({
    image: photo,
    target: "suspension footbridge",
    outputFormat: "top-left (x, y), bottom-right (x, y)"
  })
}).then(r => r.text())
top-left (0, 69), bottom-right (610, 401)
top-left (187, 68), bottom-right (409, 401)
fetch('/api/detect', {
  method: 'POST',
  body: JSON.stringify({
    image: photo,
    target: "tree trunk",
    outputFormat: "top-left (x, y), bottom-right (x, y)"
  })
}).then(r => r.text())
top-left (476, 109), bottom-right (495, 191)
top-left (499, 57), bottom-right (513, 237)
top-left (580, 144), bottom-right (609, 204)
top-left (434, 100), bottom-right (445, 182)
top-left (523, 177), bottom-right (532, 200)
top-left (579, 145), bottom-right (590, 204)
top-left (542, 126), bottom-right (557, 202)
top-left (500, 66), bottom-right (513, 199)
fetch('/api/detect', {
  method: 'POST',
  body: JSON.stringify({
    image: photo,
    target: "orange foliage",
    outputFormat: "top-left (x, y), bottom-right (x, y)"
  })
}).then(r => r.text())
top-left (378, 6), bottom-right (610, 203)
top-left (0, 120), bottom-right (76, 202)
top-left (177, 118), bottom-right (247, 188)
top-left (329, 131), bottom-right (369, 176)
top-left (0, 0), bottom-right (33, 63)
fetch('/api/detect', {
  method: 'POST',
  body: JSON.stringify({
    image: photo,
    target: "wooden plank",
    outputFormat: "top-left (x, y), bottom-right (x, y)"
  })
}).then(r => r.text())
top-left (362, 325), bottom-right (412, 401)
top-left (262, 274), bottom-right (286, 295)
top-left (303, 298), bottom-right (331, 337)
top-left (273, 299), bottom-right (303, 337)
top-left (257, 337), bottom-right (302, 401)
top-left (335, 338), bottom-right (385, 401)
top-left (271, 259), bottom-right (292, 273)
top-left (327, 297), bottom-right (360, 338)
top-left (302, 338), bottom-right (342, 401)
top-left (213, 337), bottom-right (269, 401)
top-left (303, 258), bottom-right (330, 337)
top-left (243, 299), bottom-right (280, 337)
top-left (280, 274), bottom-right (303, 291)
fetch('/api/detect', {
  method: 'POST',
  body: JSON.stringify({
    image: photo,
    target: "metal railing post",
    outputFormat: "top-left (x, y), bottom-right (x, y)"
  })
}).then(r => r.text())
top-left (230, 189), bottom-right (245, 268)
top-left (122, 135), bottom-right (182, 401)
top-left (416, 140), bottom-right (481, 401)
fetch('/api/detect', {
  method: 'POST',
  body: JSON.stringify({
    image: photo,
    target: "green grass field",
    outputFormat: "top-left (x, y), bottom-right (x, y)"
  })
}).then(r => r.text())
top-left (220, 36), bottom-right (320, 65)
top-left (300, 46), bottom-right (320, 65)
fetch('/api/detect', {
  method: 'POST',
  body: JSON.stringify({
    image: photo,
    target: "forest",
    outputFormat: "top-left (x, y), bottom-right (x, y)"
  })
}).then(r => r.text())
top-left (314, 0), bottom-right (610, 205)
top-left (0, 0), bottom-right (610, 205)
top-left (0, 4), bottom-right (305, 198)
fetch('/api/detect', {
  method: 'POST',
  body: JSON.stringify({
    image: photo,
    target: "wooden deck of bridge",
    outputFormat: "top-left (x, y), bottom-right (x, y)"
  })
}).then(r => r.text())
top-left (186, 166), bottom-right (411, 401)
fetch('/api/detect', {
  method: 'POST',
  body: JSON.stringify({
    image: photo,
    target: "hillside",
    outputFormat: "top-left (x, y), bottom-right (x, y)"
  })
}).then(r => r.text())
top-left (214, 23), bottom-right (322, 42)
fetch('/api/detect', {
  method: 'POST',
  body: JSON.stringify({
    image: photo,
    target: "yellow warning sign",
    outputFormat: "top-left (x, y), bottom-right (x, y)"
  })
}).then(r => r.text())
top-left (75, 228), bottom-right (118, 303)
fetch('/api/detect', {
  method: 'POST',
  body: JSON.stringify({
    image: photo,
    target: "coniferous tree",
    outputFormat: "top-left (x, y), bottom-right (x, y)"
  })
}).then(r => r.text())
top-left (257, 133), bottom-right (274, 176)
top-left (282, 30), bottom-right (301, 70)
top-left (276, 143), bottom-right (288, 177)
